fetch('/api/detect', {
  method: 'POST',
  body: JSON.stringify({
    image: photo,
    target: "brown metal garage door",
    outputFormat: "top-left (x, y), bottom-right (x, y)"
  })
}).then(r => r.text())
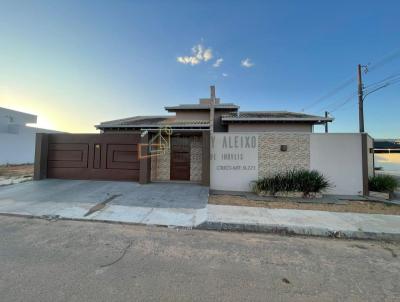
top-left (46, 133), bottom-right (140, 181)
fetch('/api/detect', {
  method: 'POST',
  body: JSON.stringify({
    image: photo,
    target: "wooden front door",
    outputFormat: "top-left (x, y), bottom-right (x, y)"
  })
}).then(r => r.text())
top-left (170, 137), bottom-right (190, 181)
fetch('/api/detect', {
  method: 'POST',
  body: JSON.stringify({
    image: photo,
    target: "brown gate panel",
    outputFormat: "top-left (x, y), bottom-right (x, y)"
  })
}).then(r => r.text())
top-left (46, 134), bottom-right (140, 181)
top-left (106, 144), bottom-right (139, 170)
top-left (170, 137), bottom-right (190, 181)
top-left (48, 143), bottom-right (88, 168)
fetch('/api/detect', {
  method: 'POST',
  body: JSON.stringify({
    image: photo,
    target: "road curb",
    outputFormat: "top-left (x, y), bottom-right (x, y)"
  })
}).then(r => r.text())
top-left (196, 221), bottom-right (400, 242)
top-left (2, 212), bottom-right (399, 242)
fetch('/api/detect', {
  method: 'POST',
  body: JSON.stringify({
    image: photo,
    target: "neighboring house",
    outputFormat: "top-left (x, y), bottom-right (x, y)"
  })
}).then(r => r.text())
top-left (374, 139), bottom-right (400, 153)
top-left (0, 107), bottom-right (59, 165)
top-left (34, 86), bottom-right (373, 195)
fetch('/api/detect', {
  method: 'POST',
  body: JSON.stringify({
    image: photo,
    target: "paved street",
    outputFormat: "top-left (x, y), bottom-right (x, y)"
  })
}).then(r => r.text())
top-left (0, 216), bottom-right (399, 302)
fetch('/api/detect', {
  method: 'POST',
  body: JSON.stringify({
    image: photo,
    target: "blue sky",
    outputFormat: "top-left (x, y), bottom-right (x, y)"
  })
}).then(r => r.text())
top-left (0, 0), bottom-right (399, 137)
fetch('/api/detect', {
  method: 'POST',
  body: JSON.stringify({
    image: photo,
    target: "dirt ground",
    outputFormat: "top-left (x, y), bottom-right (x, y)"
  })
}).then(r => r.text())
top-left (209, 194), bottom-right (400, 215)
top-left (0, 164), bottom-right (34, 178)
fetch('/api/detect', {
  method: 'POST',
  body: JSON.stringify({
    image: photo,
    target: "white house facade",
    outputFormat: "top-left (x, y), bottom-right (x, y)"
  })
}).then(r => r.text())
top-left (0, 107), bottom-right (59, 164)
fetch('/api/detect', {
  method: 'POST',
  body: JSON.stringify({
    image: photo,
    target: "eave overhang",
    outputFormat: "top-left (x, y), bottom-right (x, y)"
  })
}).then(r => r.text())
top-left (221, 117), bottom-right (334, 125)
top-left (165, 105), bottom-right (239, 112)
top-left (96, 124), bottom-right (210, 130)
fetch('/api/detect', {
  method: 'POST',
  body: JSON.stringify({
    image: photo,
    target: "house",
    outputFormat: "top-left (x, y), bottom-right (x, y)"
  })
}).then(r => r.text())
top-left (33, 86), bottom-right (373, 195)
top-left (374, 139), bottom-right (400, 153)
top-left (94, 86), bottom-right (334, 185)
top-left (0, 107), bottom-right (59, 165)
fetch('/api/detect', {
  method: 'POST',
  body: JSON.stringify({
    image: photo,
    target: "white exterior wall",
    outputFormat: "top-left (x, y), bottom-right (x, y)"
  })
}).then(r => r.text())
top-left (0, 107), bottom-right (59, 165)
top-left (310, 134), bottom-right (363, 195)
top-left (210, 132), bottom-right (366, 195)
top-left (0, 107), bottom-right (36, 126)
top-left (210, 133), bottom-right (258, 191)
top-left (0, 127), bottom-right (57, 164)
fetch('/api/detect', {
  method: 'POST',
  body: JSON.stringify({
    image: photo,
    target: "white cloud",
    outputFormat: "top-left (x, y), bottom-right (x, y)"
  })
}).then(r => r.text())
top-left (177, 56), bottom-right (200, 65)
top-left (222, 73), bottom-right (228, 77)
top-left (241, 58), bottom-right (254, 68)
top-left (177, 43), bottom-right (213, 66)
top-left (213, 58), bottom-right (223, 67)
top-left (192, 44), bottom-right (204, 60)
top-left (203, 48), bottom-right (213, 61)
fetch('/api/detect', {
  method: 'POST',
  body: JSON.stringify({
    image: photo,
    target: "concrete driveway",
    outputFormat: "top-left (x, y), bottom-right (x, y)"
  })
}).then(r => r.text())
top-left (0, 180), bottom-right (209, 227)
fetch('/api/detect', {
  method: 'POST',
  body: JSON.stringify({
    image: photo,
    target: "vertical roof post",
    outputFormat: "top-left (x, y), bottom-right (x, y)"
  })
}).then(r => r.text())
top-left (210, 85), bottom-right (216, 104)
top-left (209, 86), bottom-right (215, 134)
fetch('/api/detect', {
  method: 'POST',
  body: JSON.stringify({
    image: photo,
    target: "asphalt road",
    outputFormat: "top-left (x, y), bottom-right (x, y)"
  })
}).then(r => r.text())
top-left (0, 216), bottom-right (399, 302)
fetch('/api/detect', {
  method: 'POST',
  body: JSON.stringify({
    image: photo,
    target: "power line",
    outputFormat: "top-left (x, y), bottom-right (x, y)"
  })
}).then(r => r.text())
top-left (329, 93), bottom-right (357, 113)
top-left (301, 76), bottom-right (355, 111)
top-left (364, 72), bottom-right (400, 89)
top-left (319, 73), bottom-right (400, 114)
top-left (301, 48), bottom-right (400, 112)
top-left (330, 99), bottom-right (355, 113)
top-left (329, 75), bottom-right (400, 114)
top-left (364, 77), bottom-right (400, 98)
top-left (367, 48), bottom-right (400, 72)
top-left (317, 91), bottom-right (357, 113)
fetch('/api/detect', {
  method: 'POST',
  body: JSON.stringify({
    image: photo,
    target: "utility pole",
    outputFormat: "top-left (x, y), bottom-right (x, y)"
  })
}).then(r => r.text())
top-left (357, 64), bottom-right (365, 133)
top-left (324, 111), bottom-right (329, 133)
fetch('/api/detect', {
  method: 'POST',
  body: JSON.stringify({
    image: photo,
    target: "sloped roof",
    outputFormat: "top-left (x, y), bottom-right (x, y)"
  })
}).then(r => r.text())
top-left (0, 107), bottom-right (37, 125)
top-left (221, 111), bottom-right (333, 124)
top-left (96, 116), bottom-right (209, 129)
top-left (165, 103), bottom-right (239, 111)
top-left (98, 116), bottom-right (170, 127)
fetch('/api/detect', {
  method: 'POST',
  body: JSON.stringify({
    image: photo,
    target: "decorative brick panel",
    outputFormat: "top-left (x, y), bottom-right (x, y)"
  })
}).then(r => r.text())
top-left (258, 133), bottom-right (310, 178)
top-left (151, 148), bottom-right (170, 181)
top-left (190, 137), bottom-right (202, 182)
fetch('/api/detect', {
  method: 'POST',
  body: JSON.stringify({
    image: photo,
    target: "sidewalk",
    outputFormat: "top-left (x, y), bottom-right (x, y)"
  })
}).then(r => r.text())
top-left (0, 199), bottom-right (207, 227)
top-left (198, 204), bottom-right (400, 241)
top-left (1, 181), bottom-right (400, 240)
top-left (1, 200), bottom-right (400, 240)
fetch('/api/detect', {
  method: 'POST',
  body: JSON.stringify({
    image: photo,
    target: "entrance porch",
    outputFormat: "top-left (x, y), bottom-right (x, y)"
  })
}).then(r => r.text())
top-left (140, 131), bottom-right (210, 186)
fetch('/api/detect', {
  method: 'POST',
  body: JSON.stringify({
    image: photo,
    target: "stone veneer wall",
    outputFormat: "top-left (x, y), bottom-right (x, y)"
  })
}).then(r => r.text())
top-left (151, 148), bottom-right (170, 181)
top-left (190, 137), bottom-right (202, 182)
top-left (258, 133), bottom-right (310, 178)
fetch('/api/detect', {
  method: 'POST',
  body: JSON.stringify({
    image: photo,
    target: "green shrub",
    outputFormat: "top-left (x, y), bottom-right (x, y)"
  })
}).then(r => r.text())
top-left (368, 174), bottom-right (398, 193)
top-left (252, 169), bottom-right (330, 196)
